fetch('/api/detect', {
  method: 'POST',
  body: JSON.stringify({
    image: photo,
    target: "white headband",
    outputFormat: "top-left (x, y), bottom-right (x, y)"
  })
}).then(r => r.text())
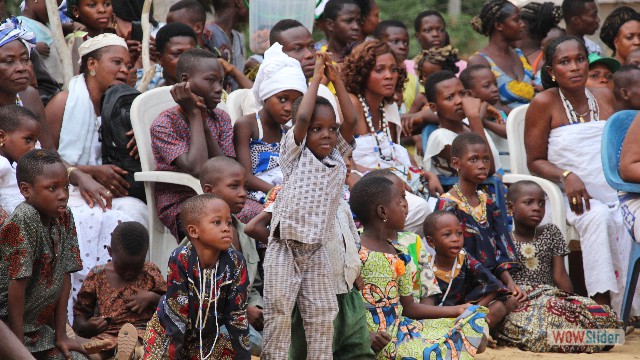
top-left (78, 33), bottom-right (128, 63)
top-left (252, 42), bottom-right (307, 106)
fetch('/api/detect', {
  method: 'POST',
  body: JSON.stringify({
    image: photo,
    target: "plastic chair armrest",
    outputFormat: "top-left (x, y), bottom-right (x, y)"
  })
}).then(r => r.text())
top-left (134, 171), bottom-right (203, 194)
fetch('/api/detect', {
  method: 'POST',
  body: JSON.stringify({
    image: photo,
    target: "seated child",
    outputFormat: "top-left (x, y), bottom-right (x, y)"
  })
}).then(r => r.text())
top-left (143, 194), bottom-right (250, 359)
top-left (408, 45), bottom-right (460, 115)
top-left (0, 149), bottom-right (85, 359)
top-left (586, 53), bottom-right (619, 91)
top-left (73, 221), bottom-right (166, 359)
top-left (317, 0), bottom-right (362, 63)
top-left (151, 49), bottom-right (235, 239)
top-left (198, 156), bottom-right (264, 356)
top-left (459, 64), bottom-right (509, 138)
top-left (350, 176), bottom-right (488, 359)
top-left (495, 180), bottom-right (622, 353)
top-left (614, 65), bottom-right (640, 111)
top-left (233, 42), bottom-right (307, 220)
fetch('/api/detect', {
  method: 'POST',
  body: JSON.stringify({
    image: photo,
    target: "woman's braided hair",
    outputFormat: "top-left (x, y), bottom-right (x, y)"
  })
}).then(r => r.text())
top-left (600, 6), bottom-right (640, 54)
top-left (521, 2), bottom-right (563, 41)
top-left (414, 45), bottom-right (460, 78)
top-left (471, 0), bottom-right (517, 36)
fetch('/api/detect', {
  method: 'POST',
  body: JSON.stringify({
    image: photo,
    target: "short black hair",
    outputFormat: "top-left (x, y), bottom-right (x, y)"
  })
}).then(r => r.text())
top-left (451, 132), bottom-right (488, 159)
top-left (425, 70), bottom-right (457, 103)
top-left (168, 0), bottom-right (207, 24)
top-left (541, 35), bottom-right (588, 89)
top-left (16, 149), bottom-right (63, 185)
top-left (199, 156), bottom-right (245, 188)
top-left (423, 210), bottom-right (457, 237)
top-left (413, 10), bottom-right (445, 33)
top-left (0, 105), bottom-right (39, 133)
top-left (562, 0), bottom-right (595, 22)
top-left (372, 19), bottom-right (407, 39)
top-left (324, 0), bottom-right (359, 21)
top-left (111, 221), bottom-right (149, 256)
top-left (176, 48), bottom-right (219, 80)
top-left (180, 194), bottom-right (224, 233)
top-left (269, 19), bottom-right (305, 45)
top-left (349, 176), bottom-right (394, 225)
top-left (361, 168), bottom-right (395, 180)
top-left (459, 64), bottom-right (492, 89)
top-left (506, 180), bottom-right (543, 202)
top-left (292, 96), bottom-right (334, 124)
top-left (155, 22), bottom-right (197, 55)
top-left (614, 64), bottom-right (640, 100)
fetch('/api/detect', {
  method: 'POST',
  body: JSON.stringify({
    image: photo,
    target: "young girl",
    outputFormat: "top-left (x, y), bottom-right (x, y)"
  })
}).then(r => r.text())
top-left (65, 0), bottom-right (114, 74)
top-left (233, 42), bottom-right (307, 222)
top-left (143, 194), bottom-right (250, 359)
top-left (436, 133), bottom-right (524, 303)
top-left (495, 180), bottom-right (622, 352)
top-left (350, 176), bottom-right (488, 359)
top-left (0, 149), bottom-right (86, 359)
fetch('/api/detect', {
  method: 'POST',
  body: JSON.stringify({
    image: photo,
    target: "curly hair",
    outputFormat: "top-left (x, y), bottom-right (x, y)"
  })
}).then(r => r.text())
top-left (341, 40), bottom-right (406, 101)
top-left (600, 6), bottom-right (640, 54)
top-left (521, 2), bottom-right (563, 41)
top-left (471, 0), bottom-right (517, 36)
top-left (414, 45), bottom-right (460, 79)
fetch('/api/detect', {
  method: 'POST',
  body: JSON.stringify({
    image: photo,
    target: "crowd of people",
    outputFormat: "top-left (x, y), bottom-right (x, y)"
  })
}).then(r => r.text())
top-left (1, 0), bottom-right (640, 359)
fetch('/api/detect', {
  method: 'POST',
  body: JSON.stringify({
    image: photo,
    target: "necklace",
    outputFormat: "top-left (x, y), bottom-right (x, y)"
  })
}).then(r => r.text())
top-left (558, 88), bottom-right (599, 124)
top-left (190, 261), bottom-right (220, 360)
top-left (433, 255), bottom-right (460, 306)
top-left (511, 227), bottom-right (537, 243)
top-left (453, 184), bottom-right (487, 224)
top-left (358, 94), bottom-right (396, 167)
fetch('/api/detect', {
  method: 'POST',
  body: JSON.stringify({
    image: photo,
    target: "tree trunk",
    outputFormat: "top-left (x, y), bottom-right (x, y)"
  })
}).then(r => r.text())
top-left (45, 0), bottom-right (73, 89)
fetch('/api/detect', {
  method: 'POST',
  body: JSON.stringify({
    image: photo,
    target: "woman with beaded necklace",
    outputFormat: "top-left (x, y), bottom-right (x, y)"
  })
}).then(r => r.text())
top-left (525, 35), bottom-right (623, 307)
top-left (341, 40), bottom-right (442, 237)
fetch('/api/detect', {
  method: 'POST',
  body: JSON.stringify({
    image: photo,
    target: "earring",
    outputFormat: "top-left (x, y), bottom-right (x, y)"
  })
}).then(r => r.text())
top-left (552, 75), bottom-right (556, 82)
top-left (382, 218), bottom-right (387, 223)
top-left (90, 69), bottom-right (96, 77)
top-left (0, 142), bottom-right (3, 147)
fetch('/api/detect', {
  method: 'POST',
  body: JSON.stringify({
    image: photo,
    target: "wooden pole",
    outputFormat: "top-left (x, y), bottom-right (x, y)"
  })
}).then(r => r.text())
top-left (45, 0), bottom-right (73, 89)
top-left (137, 0), bottom-right (154, 92)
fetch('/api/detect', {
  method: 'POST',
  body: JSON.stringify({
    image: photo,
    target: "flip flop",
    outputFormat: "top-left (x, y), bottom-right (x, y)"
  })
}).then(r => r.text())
top-left (116, 323), bottom-right (138, 360)
top-left (82, 339), bottom-right (113, 354)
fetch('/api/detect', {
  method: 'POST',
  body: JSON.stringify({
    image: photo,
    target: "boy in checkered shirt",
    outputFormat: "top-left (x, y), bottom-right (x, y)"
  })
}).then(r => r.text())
top-left (261, 51), bottom-right (357, 360)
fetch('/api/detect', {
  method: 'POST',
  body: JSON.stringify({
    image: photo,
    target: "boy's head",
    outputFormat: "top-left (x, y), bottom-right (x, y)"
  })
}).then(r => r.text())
top-left (423, 210), bottom-right (463, 259)
top-left (324, 0), bottom-right (361, 46)
top-left (176, 49), bottom-right (223, 109)
top-left (180, 194), bottom-right (233, 251)
top-left (373, 20), bottom-right (409, 62)
top-left (614, 64), bottom-right (640, 110)
top-left (627, 48), bottom-right (640, 67)
top-left (562, 0), bottom-right (599, 36)
top-left (108, 221), bottom-right (148, 282)
top-left (270, 19), bottom-right (316, 79)
top-left (200, 156), bottom-right (247, 215)
top-left (292, 96), bottom-right (338, 159)
top-left (451, 132), bottom-right (490, 184)
top-left (17, 149), bottom-right (69, 220)
top-left (0, 105), bottom-right (40, 164)
top-left (506, 180), bottom-right (546, 229)
top-left (459, 65), bottom-right (500, 105)
top-left (413, 10), bottom-right (446, 50)
top-left (425, 70), bottom-right (466, 123)
top-left (166, 0), bottom-right (206, 43)
top-left (586, 53), bottom-right (619, 90)
top-left (155, 22), bottom-right (198, 85)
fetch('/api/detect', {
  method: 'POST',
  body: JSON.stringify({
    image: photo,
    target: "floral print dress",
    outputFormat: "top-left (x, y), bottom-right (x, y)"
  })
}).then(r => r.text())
top-left (358, 241), bottom-right (488, 360)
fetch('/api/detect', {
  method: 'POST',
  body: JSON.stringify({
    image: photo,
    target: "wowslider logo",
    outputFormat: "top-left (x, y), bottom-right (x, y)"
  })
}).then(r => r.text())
top-left (547, 329), bottom-right (625, 346)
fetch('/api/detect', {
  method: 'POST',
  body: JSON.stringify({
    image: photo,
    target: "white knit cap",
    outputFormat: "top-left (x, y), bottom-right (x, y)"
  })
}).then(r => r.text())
top-left (252, 42), bottom-right (307, 106)
top-left (78, 33), bottom-right (128, 63)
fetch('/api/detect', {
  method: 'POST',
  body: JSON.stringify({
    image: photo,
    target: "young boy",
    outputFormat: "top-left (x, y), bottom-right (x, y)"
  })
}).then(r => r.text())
top-left (198, 156), bottom-right (264, 356)
top-left (562, 0), bottom-right (602, 55)
top-left (151, 49), bottom-right (235, 239)
top-left (319, 0), bottom-right (361, 63)
top-left (459, 64), bottom-right (509, 138)
top-left (143, 194), bottom-right (250, 359)
top-left (614, 64), bottom-right (640, 111)
top-left (166, 0), bottom-right (206, 48)
top-left (261, 52), bottom-right (357, 359)
top-left (0, 149), bottom-right (85, 359)
top-left (586, 53), bottom-right (619, 91)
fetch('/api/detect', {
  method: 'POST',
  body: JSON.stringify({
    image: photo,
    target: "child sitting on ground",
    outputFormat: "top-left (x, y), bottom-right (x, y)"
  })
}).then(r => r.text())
top-left (143, 194), bottom-right (250, 359)
top-left (73, 221), bottom-right (166, 360)
top-left (0, 149), bottom-right (86, 359)
top-left (233, 42), bottom-right (307, 221)
top-left (350, 176), bottom-right (488, 359)
top-left (151, 49), bottom-right (235, 239)
top-left (261, 51), bottom-right (358, 359)
top-left (495, 180), bottom-right (622, 352)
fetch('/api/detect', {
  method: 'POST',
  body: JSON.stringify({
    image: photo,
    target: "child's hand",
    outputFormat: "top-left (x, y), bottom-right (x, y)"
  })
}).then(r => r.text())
top-left (313, 52), bottom-right (326, 79)
top-left (218, 58), bottom-right (235, 75)
top-left (461, 96), bottom-right (487, 123)
top-left (125, 288), bottom-right (159, 314)
top-left (171, 82), bottom-right (206, 115)
top-left (369, 331), bottom-right (392, 352)
top-left (85, 317), bottom-right (109, 336)
top-left (456, 303), bottom-right (472, 316)
top-left (125, 130), bottom-right (139, 160)
top-left (422, 170), bottom-right (444, 197)
top-left (323, 53), bottom-right (338, 83)
top-left (247, 305), bottom-right (264, 330)
top-left (485, 104), bottom-right (503, 124)
top-left (354, 275), bottom-right (365, 291)
top-left (55, 334), bottom-right (88, 358)
top-left (508, 283), bottom-right (527, 303)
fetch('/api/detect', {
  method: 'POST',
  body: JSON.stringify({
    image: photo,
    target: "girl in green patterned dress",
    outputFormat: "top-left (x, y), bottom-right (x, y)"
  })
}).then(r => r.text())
top-left (350, 176), bottom-right (488, 360)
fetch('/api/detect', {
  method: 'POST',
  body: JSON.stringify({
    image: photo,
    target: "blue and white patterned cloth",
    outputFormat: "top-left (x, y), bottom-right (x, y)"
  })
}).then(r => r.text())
top-left (0, 17), bottom-right (36, 52)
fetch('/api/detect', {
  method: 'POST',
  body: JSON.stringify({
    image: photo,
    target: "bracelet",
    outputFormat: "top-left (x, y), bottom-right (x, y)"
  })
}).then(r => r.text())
top-left (67, 166), bottom-right (78, 178)
top-left (560, 170), bottom-right (572, 184)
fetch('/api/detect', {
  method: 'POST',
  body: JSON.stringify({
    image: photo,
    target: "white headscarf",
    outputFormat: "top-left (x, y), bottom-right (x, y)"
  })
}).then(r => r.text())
top-left (252, 42), bottom-right (307, 106)
top-left (78, 33), bottom-right (128, 63)
top-left (0, 17), bottom-right (36, 53)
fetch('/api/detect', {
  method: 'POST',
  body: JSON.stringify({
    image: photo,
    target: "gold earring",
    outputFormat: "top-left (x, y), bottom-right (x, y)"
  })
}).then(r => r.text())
top-left (552, 75), bottom-right (556, 82)
top-left (0, 142), bottom-right (3, 147)
top-left (90, 69), bottom-right (96, 77)
top-left (382, 218), bottom-right (387, 223)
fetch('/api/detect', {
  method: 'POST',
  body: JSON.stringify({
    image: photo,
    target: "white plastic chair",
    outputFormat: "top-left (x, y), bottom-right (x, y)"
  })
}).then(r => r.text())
top-left (225, 88), bottom-right (255, 125)
top-left (130, 86), bottom-right (203, 273)
top-left (506, 104), bottom-right (580, 247)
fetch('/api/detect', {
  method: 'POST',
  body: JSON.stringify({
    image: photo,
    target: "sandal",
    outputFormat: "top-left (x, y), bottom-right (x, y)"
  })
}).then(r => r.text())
top-left (66, 324), bottom-right (76, 339)
top-left (82, 339), bottom-right (113, 354)
top-left (116, 323), bottom-right (138, 360)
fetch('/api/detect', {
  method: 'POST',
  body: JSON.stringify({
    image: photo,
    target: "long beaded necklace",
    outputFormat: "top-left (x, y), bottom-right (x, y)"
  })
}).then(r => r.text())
top-left (558, 88), bottom-right (599, 124)
top-left (358, 94), bottom-right (396, 166)
top-left (432, 255), bottom-right (461, 306)
top-left (453, 184), bottom-right (487, 224)
top-left (190, 261), bottom-right (220, 360)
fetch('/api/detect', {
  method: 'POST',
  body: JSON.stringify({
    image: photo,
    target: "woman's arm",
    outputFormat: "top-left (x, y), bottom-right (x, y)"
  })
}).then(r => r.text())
top-left (620, 112), bottom-right (640, 183)
top-left (401, 295), bottom-right (468, 319)
top-left (552, 255), bottom-right (574, 293)
top-left (233, 115), bottom-right (276, 194)
top-left (20, 87), bottom-right (55, 150)
top-left (43, 90), bottom-right (69, 149)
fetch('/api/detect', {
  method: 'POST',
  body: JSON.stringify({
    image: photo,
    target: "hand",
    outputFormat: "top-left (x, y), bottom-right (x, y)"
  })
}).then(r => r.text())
top-left (81, 317), bottom-right (109, 337)
top-left (401, 113), bottom-right (424, 136)
top-left (72, 22), bottom-right (87, 33)
top-left (126, 39), bottom-right (142, 65)
top-left (171, 82), bottom-right (206, 115)
top-left (91, 165), bottom-right (130, 198)
top-left (125, 288), bottom-right (159, 314)
top-left (323, 53), bottom-right (338, 83)
top-left (369, 331), bottom-right (392, 353)
top-left (507, 283), bottom-right (527, 303)
top-left (247, 306), bottom-right (264, 330)
top-left (74, 171), bottom-right (113, 211)
top-left (422, 170), bottom-right (444, 196)
top-left (461, 96), bottom-right (487, 123)
top-left (414, 136), bottom-right (424, 157)
top-left (485, 104), bottom-right (503, 124)
top-left (55, 334), bottom-right (88, 358)
top-left (125, 130), bottom-right (139, 160)
top-left (148, 36), bottom-right (157, 63)
top-left (218, 58), bottom-right (235, 75)
top-left (354, 275), bottom-right (365, 291)
top-left (313, 52), bottom-right (326, 79)
top-left (35, 42), bottom-right (50, 57)
top-left (564, 173), bottom-right (592, 215)
top-left (456, 302), bottom-right (472, 316)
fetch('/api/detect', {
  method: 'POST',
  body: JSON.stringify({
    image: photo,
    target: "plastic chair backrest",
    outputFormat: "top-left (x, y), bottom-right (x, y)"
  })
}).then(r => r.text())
top-left (506, 104), bottom-right (529, 175)
top-left (602, 110), bottom-right (640, 193)
top-left (226, 88), bottom-right (252, 125)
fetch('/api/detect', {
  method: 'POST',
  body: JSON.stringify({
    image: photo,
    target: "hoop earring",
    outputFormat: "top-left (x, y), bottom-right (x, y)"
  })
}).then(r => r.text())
top-left (90, 69), bottom-right (96, 77)
top-left (552, 75), bottom-right (556, 82)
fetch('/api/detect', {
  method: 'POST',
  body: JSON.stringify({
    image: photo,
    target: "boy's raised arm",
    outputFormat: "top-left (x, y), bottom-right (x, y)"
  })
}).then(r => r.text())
top-left (325, 54), bottom-right (357, 143)
top-left (293, 53), bottom-right (326, 145)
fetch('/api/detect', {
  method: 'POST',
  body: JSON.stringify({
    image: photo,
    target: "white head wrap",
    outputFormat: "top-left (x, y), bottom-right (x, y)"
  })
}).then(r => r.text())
top-left (78, 33), bottom-right (128, 64)
top-left (0, 17), bottom-right (36, 53)
top-left (252, 42), bottom-right (307, 106)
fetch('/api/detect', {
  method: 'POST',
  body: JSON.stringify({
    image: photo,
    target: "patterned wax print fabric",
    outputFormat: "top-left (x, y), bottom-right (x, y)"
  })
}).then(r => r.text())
top-left (142, 243), bottom-right (250, 359)
top-left (358, 241), bottom-right (488, 360)
top-left (437, 191), bottom-right (520, 278)
top-left (0, 202), bottom-right (83, 353)
top-left (73, 262), bottom-right (167, 350)
top-left (476, 48), bottom-right (535, 110)
top-left (395, 231), bottom-right (440, 302)
top-left (151, 106), bottom-right (235, 238)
